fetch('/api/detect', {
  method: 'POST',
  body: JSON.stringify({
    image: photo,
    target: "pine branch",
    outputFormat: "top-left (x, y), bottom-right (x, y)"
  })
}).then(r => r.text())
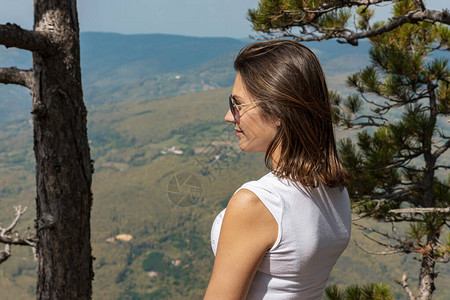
top-left (396, 152), bottom-right (423, 163)
top-left (411, 0), bottom-right (426, 11)
top-left (361, 186), bottom-right (417, 202)
top-left (342, 9), bottom-right (450, 44)
top-left (301, 0), bottom-right (392, 14)
top-left (251, 31), bottom-right (327, 42)
top-left (347, 114), bottom-right (391, 126)
top-left (353, 197), bottom-right (424, 222)
top-left (398, 164), bottom-right (421, 173)
top-left (352, 201), bottom-right (383, 221)
top-left (0, 206), bottom-right (36, 265)
top-left (353, 240), bottom-right (404, 255)
top-left (0, 23), bottom-right (55, 54)
top-left (353, 222), bottom-right (405, 243)
top-left (347, 121), bottom-right (385, 128)
top-left (434, 165), bottom-right (450, 170)
top-left (0, 244), bottom-right (10, 264)
top-left (433, 139), bottom-right (450, 160)
top-left (0, 67), bottom-right (33, 89)
top-left (361, 231), bottom-right (396, 248)
top-left (364, 159), bottom-right (413, 172)
top-left (359, 93), bottom-right (391, 112)
top-left (436, 257), bottom-right (450, 263)
top-left (257, 8), bottom-right (450, 46)
top-left (389, 216), bottom-right (424, 222)
top-left (389, 207), bottom-right (450, 214)
top-left (395, 273), bottom-right (416, 300)
top-left (436, 128), bottom-right (449, 139)
top-left (0, 206), bottom-right (27, 235)
top-left (436, 109), bottom-right (450, 115)
top-left (378, 92), bottom-right (428, 107)
top-left (435, 181), bottom-right (450, 189)
top-left (0, 235), bottom-right (37, 246)
top-left (354, 91), bottom-right (428, 118)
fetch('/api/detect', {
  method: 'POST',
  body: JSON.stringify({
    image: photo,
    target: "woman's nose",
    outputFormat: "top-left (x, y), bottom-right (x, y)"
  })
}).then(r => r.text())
top-left (224, 108), bottom-right (235, 123)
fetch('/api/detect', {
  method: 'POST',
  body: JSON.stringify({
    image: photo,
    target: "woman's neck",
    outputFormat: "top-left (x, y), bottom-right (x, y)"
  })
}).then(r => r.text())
top-left (270, 143), bottom-right (282, 169)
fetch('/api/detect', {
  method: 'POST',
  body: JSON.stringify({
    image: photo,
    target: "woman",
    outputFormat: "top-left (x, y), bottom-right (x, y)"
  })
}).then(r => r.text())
top-left (205, 40), bottom-right (351, 300)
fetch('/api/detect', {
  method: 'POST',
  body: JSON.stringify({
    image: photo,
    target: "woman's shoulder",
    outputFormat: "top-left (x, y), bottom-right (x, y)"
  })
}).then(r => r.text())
top-left (235, 171), bottom-right (285, 193)
top-left (224, 188), bottom-right (278, 248)
top-left (233, 172), bottom-right (284, 224)
top-left (213, 190), bottom-right (266, 218)
top-left (237, 172), bottom-right (349, 211)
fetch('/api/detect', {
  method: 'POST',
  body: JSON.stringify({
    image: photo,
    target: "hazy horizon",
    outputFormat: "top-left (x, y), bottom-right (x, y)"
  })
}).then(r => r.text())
top-left (1, 0), bottom-right (447, 39)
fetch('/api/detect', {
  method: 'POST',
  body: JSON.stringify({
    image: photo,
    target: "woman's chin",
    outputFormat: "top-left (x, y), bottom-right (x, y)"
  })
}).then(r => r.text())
top-left (238, 143), bottom-right (260, 153)
top-left (238, 143), bottom-right (249, 152)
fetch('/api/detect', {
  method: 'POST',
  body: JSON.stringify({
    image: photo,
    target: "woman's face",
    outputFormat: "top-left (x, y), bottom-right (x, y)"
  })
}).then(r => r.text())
top-left (225, 72), bottom-right (280, 154)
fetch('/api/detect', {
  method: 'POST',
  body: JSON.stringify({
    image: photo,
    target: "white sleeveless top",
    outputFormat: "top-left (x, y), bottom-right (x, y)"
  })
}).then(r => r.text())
top-left (211, 171), bottom-right (351, 299)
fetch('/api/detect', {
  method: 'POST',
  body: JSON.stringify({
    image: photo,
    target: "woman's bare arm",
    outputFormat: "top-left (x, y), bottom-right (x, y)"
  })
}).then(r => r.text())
top-left (204, 189), bottom-right (278, 300)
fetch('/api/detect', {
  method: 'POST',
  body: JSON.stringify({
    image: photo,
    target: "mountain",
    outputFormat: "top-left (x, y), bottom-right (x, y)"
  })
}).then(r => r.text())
top-left (80, 32), bottom-right (245, 81)
top-left (0, 32), bottom-right (248, 121)
top-left (79, 32), bottom-right (248, 107)
top-left (0, 32), bottom-right (372, 121)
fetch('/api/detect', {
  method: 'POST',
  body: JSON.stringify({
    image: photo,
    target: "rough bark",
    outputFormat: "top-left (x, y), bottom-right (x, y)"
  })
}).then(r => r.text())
top-left (417, 237), bottom-right (437, 300)
top-left (1, 0), bottom-right (93, 297)
top-left (0, 67), bottom-right (34, 88)
top-left (31, 0), bottom-right (94, 298)
top-left (0, 23), bottom-right (55, 54)
top-left (396, 274), bottom-right (416, 300)
top-left (33, 0), bottom-right (94, 299)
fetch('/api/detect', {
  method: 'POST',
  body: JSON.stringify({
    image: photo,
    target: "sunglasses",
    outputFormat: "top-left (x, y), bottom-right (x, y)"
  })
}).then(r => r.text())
top-left (228, 95), bottom-right (262, 123)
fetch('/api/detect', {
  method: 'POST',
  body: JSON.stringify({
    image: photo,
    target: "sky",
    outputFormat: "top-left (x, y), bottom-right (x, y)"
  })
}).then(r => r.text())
top-left (0, 0), bottom-right (448, 38)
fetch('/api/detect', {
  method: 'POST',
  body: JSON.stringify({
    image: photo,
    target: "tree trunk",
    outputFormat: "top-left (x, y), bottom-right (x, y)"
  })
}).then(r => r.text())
top-left (417, 234), bottom-right (437, 300)
top-left (415, 81), bottom-right (439, 300)
top-left (33, 0), bottom-right (94, 298)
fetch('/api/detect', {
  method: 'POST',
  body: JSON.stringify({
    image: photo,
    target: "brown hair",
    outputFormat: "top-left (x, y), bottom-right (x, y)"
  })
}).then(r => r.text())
top-left (234, 39), bottom-right (349, 188)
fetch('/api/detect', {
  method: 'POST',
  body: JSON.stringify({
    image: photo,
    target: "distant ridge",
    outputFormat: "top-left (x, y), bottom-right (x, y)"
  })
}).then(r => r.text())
top-left (0, 33), bottom-right (248, 121)
top-left (80, 32), bottom-right (246, 80)
top-left (0, 32), bottom-right (370, 121)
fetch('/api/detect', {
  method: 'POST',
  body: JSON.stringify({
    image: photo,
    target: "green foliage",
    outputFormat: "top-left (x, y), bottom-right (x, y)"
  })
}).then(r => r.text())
top-left (330, 90), bottom-right (343, 124)
top-left (317, 8), bottom-right (352, 29)
top-left (248, 0), bottom-right (290, 32)
top-left (324, 283), bottom-right (395, 300)
top-left (392, 0), bottom-right (415, 18)
top-left (355, 66), bottom-right (380, 93)
top-left (325, 284), bottom-right (345, 300)
top-left (343, 94), bottom-right (362, 114)
top-left (331, 2), bottom-right (450, 298)
top-left (338, 126), bottom-right (405, 207)
top-left (356, 6), bottom-right (375, 31)
top-left (335, 1), bottom-right (448, 207)
top-left (407, 222), bottom-right (426, 241)
top-left (249, 0), bottom-right (356, 32)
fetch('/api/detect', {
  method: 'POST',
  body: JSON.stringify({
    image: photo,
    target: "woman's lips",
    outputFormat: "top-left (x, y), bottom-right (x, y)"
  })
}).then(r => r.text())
top-left (235, 129), bottom-right (243, 137)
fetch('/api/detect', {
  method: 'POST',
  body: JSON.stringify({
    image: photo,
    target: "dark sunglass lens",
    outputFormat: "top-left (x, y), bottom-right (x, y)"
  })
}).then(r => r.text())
top-left (229, 96), bottom-right (239, 122)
